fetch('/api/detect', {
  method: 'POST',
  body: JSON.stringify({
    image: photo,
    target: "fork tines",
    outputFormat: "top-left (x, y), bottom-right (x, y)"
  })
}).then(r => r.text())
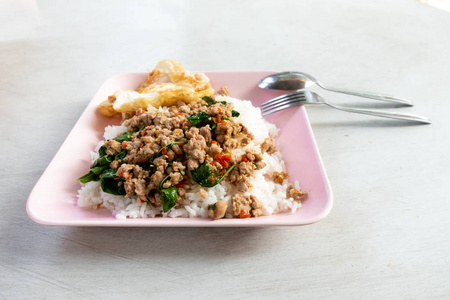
top-left (261, 92), bottom-right (306, 116)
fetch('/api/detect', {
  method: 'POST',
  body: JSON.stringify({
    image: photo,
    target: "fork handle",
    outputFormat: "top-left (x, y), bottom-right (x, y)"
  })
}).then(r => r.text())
top-left (319, 85), bottom-right (413, 106)
top-left (324, 102), bottom-right (431, 124)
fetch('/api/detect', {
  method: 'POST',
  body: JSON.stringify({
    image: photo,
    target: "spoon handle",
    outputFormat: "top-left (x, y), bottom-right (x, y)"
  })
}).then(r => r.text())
top-left (323, 101), bottom-right (431, 124)
top-left (319, 85), bottom-right (413, 106)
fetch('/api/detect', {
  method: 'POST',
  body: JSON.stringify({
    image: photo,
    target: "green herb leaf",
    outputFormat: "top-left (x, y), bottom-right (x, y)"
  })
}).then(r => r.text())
top-left (91, 165), bottom-right (108, 175)
top-left (77, 170), bottom-right (99, 183)
top-left (202, 96), bottom-right (227, 106)
top-left (157, 175), bottom-right (178, 212)
top-left (252, 162), bottom-right (258, 169)
top-left (115, 150), bottom-right (126, 162)
top-left (232, 110), bottom-right (240, 118)
top-left (202, 96), bottom-right (215, 106)
top-left (100, 168), bottom-right (118, 179)
top-left (208, 203), bottom-right (217, 210)
top-left (160, 187), bottom-right (178, 212)
top-left (78, 134), bottom-right (129, 188)
top-left (191, 163), bottom-right (213, 186)
top-left (187, 111), bottom-right (212, 126)
top-left (92, 155), bottom-right (112, 168)
top-left (192, 163), bottom-right (236, 187)
top-left (98, 145), bottom-right (107, 157)
top-left (78, 152), bottom-right (113, 183)
top-left (113, 131), bottom-right (134, 143)
top-left (100, 178), bottom-right (126, 195)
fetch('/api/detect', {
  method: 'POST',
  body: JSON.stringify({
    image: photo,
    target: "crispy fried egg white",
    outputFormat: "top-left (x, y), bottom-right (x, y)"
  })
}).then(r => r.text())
top-left (99, 59), bottom-right (215, 117)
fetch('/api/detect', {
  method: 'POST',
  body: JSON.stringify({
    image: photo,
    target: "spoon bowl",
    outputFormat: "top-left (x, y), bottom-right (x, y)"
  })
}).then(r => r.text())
top-left (258, 71), bottom-right (316, 90)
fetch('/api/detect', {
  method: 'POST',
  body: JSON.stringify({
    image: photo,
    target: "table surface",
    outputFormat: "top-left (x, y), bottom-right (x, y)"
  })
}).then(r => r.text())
top-left (1, 0), bottom-right (449, 299)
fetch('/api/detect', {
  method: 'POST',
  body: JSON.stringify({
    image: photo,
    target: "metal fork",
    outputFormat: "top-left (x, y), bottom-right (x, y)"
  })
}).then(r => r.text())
top-left (261, 91), bottom-right (431, 124)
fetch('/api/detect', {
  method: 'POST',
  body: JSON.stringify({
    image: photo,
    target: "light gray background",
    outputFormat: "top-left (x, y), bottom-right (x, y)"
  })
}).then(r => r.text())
top-left (1, 0), bottom-right (449, 299)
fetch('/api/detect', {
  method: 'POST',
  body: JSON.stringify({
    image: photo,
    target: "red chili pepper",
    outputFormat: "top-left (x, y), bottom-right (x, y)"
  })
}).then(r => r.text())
top-left (215, 153), bottom-right (232, 168)
top-left (211, 159), bottom-right (227, 168)
top-left (212, 115), bottom-right (222, 124)
top-left (142, 130), bottom-right (146, 136)
top-left (121, 142), bottom-right (127, 149)
top-left (140, 159), bottom-right (148, 163)
top-left (217, 154), bottom-right (231, 161)
top-left (176, 181), bottom-right (188, 188)
top-left (239, 210), bottom-right (251, 218)
top-left (162, 148), bottom-right (167, 155)
top-left (241, 154), bottom-right (249, 162)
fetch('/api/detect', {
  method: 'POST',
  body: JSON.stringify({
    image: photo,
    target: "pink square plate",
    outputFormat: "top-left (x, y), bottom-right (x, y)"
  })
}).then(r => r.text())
top-left (27, 71), bottom-right (333, 226)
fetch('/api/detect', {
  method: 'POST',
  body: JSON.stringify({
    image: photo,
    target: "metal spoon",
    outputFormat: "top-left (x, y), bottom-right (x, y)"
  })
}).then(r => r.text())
top-left (258, 71), bottom-right (413, 106)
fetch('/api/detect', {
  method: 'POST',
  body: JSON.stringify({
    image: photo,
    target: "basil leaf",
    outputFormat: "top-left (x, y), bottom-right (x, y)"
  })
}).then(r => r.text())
top-left (157, 175), bottom-right (178, 212)
top-left (98, 145), bottom-right (107, 157)
top-left (115, 150), bottom-right (126, 162)
top-left (232, 110), bottom-right (240, 118)
top-left (160, 186), bottom-right (178, 212)
top-left (202, 96), bottom-right (215, 106)
top-left (78, 133), bottom-right (128, 187)
top-left (100, 178), bottom-right (126, 195)
top-left (191, 163), bottom-right (213, 186)
top-left (187, 111), bottom-right (212, 126)
top-left (113, 131), bottom-right (134, 143)
top-left (202, 96), bottom-right (227, 106)
top-left (252, 162), bottom-right (258, 169)
top-left (100, 168), bottom-right (118, 179)
top-left (92, 155), bottom-right (112, 168)
top-left (192, 163), bottom-right (235, 188)
top-left (77, 170), bottom-right (99, 183)
top-left (91, 165), bottom-right (108, 175)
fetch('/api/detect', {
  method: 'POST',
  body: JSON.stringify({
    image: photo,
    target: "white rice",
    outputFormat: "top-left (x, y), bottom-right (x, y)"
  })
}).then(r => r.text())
top-left (77, 97), bottom-right (302, 219)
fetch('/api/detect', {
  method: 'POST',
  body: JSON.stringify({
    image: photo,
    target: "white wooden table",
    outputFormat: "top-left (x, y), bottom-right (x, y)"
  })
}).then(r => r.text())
top-left (1, 0), bottom-right (449, 298)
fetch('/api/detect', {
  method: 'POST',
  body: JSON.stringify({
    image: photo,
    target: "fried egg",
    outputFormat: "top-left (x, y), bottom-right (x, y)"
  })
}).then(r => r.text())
top-left (98, 59), bottom-right (215, 117)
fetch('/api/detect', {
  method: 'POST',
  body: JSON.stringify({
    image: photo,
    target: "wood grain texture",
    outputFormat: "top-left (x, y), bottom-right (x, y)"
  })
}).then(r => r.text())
top-left (1, 0), bottom-right (449, 299)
